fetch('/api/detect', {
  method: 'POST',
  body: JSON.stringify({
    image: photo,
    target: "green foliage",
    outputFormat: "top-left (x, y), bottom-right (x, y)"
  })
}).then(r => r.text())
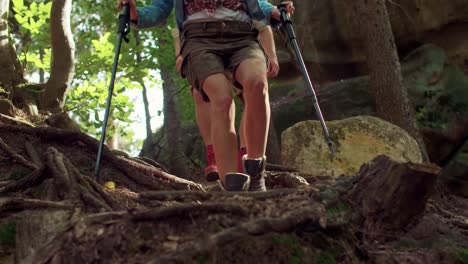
top-left (11, 0), bottom-right (197, 153)
top-left (197, 255), bottom-right (209, 264)
top-left (152, 14), bottom-right (197, 126)
top-left (271, 234), bottom-right (304, 264)
top-left (310, 248), bottom-right (339, 264)
top-left (0, 222), bottom-right (16, 247)
top-left (458, 247), bottom-right (468, 264)
top-left (326, 202), bottom-right (349, 218)
top-left (413, 65), bottom-right (468, 130)
top-left (12, 0), bottom-right (52, 74)
top-left (67, 0), bottom-right (159, 145)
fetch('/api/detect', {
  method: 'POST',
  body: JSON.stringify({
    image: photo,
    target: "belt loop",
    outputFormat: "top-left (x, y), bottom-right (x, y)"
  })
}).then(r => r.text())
top-left (203, 22), bottom-right (207, 30)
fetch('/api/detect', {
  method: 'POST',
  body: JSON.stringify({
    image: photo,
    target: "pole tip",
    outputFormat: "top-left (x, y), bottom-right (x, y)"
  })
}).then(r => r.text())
top-left (328, 142), bottom-right (335, 157)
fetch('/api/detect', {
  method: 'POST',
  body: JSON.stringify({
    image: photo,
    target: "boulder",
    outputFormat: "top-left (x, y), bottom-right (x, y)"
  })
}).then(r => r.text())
top-left (440, 139), bottom-right (468, 197)
top-left (271, 0), bottom-right (468, 79)
top-left (281, 116), bottom-right (422, 176)
top-left (272, 44), bottom-right (468, 136)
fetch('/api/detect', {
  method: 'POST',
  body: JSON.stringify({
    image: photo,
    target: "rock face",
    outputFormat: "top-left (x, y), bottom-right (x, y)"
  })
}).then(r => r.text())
top-left (441, 140), bottom-right (468, 197)
top-left (272, 44), bottom-right (468, 136)
top-left (281, 116), bottom-right (422, 176)
top-left (272, 0), bottom-right (468, 79)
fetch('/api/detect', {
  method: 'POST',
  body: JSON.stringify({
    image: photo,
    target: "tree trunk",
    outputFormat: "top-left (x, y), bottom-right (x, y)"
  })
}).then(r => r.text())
top-left (348, 155), bottom-right (440, 241)
top-left (0, 0), bottom-right (24, 90)
top-left (40, 0), bottom-right (75, 113)
top-left (161, 64), bottom-right (190, 179)
top-left (134, 31), bottom-right (153, 151)
top-left (353, 0), bottom-right (429, 162)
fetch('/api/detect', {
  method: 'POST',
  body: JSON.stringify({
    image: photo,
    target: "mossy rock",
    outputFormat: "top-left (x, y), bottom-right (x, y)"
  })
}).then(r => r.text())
top-left (441, 141), bottom-right (468, 197)
top-left (281, 116), bottom-right (422, 177)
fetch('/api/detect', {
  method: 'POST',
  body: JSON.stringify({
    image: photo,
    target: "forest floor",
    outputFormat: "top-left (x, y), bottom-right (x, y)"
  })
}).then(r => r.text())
top-left (0, 123), bottom-right (466, 263)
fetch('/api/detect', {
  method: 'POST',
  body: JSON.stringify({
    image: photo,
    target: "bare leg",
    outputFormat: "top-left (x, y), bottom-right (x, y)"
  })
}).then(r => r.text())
top-left (201, 73), bottom-right (238, 183)
top-left (193, 88), bottom-right (219, 181)
top-left (235, 58), bottom-right (269, 159)
top-left (192, 88), bottom-right (212, 146)
top-left (239, 111), bottom-right (246, 149)
top-left (238, 111), bottom-right (247, 172)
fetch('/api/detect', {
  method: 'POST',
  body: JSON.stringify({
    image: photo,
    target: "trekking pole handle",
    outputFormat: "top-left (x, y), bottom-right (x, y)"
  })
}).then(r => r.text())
top-left (278, 4), bottom-right (291, 24)
top-left (118, 3), bottom-right (130, 35)
top-left (278, 4), bottom-right (296, 40)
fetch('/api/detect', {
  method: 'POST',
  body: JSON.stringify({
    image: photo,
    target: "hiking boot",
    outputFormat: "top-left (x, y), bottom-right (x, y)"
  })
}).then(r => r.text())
top-left (242, 155), bottom-right (267, 192)
top-left (217, 173), bottom-right (250, 192)
top-left (204, 145), bottom-right (219, 182)
top-left (204, 165), bottom-right (219, 182)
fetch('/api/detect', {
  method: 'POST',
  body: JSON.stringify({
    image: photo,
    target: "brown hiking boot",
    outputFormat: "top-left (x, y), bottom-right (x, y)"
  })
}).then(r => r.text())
top-left (242, 155), bottom-right (267, 192)
top-left (218, 173), bottom-right (251, 192)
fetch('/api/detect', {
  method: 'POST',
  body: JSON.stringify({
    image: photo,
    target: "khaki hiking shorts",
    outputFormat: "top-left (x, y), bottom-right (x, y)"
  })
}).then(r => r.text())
top-left (180, 20), bottom-right (267, 102)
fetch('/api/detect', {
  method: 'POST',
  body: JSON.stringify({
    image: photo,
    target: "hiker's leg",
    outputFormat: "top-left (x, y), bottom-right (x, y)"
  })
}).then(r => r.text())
top-left (239, 111), bottom-right (247, 150)
top-left (192, 88), bottom-right (219, 181)
top-left (233, 86), bottom-right (247, 172)
top-left (192, 88), bottom-right (212, 147)
top-left (202, 73), bottom-right (238, 183)
top-left (235, 58), bottom-right (269, 191)
top-left (235, 58), bottom-right (269, 159)
top-left (238, 111), bottom-right (247, 172)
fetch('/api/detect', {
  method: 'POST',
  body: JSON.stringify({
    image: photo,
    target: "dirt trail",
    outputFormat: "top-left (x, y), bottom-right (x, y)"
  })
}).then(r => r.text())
top-left (0, 124), bottom-right (466, 263)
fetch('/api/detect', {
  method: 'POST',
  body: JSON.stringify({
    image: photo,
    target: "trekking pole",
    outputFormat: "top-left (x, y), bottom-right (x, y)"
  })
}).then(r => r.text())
top-left (278, 4), bottom-right (335, 156)
top-left (94, 4), bottom-right (131, 180)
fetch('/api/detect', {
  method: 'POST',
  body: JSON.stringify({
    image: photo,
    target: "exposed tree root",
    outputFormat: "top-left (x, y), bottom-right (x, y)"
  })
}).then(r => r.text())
top-left (0, 167), bottom-right (46, 194)
top-left (265, 163), bottom-right (298, 172)
top-left (24, 141), bottom-right (43, 166)
top-left (0, 145), bottom-right (120, 211)
top-left (130, 203), bottom-right (249, 221)
top-left (0, 125), bottom-right (203, 191)
top-left (427, 201), bottom-right (468, 230)
top-left (0, 180), bottom-right (13, 187)
top-left (0, 113), bottom-right (35, 127)
top-left (139, 189), bottom-right (302, 202)
top-left (150, 203), bottom-right (327, 263)
top-left (114, 156), bottom-right (204, 191)
top-left (131, 156), bottom-right (168, 172)
top-left (0, 137), bottom-right (38, 170)
top-left (266, 172), bottom-right (312, 189)
top-left (44, 147), bottom-right (121, 211)
top-left (0, 197), bottom-right (73, 217)
top-left (0, 125), bottom-right (463, 264)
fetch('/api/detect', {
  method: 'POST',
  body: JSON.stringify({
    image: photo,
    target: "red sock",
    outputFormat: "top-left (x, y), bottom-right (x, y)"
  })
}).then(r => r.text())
top-left (237, 147), bottom-right (247, 172)
top-left (206, 145), bottom-right (216, 166)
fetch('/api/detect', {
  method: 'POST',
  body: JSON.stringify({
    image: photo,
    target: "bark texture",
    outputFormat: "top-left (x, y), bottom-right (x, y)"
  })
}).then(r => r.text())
top-left (352, 0), bottom-right (429, 162)
top-left (161, 64), bottom-right (190, 178)
top-left (40, 0), bottom-right (75, 113)
top-left (348, 155), bottom-right (440, 241)
top-left (0, 0), bottom-right (24, 89)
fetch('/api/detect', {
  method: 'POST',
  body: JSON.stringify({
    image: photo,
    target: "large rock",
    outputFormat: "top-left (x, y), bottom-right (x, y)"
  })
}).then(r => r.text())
top-left (271, 0), bottom-right (468, 76)
top-left (281, 116), bottom-right (423, 176)
top-left (272, 44), bottom-right (468, 136)
top-left (440, 139), bottom-right (468, 197)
